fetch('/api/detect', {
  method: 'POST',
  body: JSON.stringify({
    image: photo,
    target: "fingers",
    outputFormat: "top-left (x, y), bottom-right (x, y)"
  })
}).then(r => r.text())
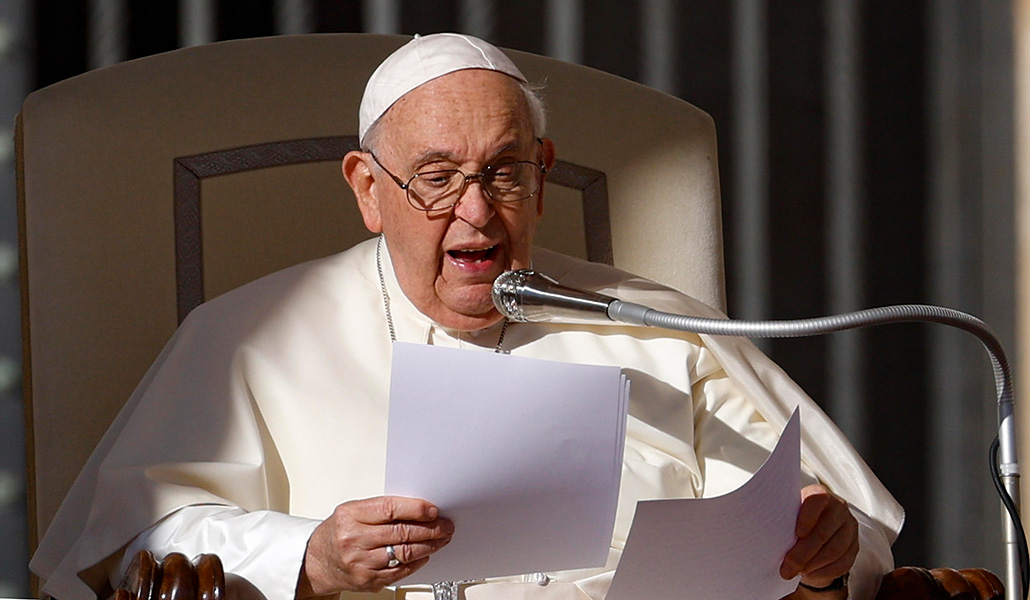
top-left (357, 495), bottom-right (442, 524)
top-left (378, 514), bottom-right (455, 545)
top-left (386, 536), bottom-right (453, 567)
top-left (332, 496), bottom-right (454, 549)
top-left (299, 496), bottom-right (454, 597)
top-left (381, 555), bottom-right (429, 578)
top-left (780, 485), bottom-right (859, 583)
top-left (785, 519), bottom-right (859, 584)
top-left (322, 554), bottom-right (431, 594)
top-left (793, 484), bottom-right (848, 539)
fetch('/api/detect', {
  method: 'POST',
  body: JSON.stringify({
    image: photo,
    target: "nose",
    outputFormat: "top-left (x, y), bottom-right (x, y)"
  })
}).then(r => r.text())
top-left (452, 176), bottom-right (495, 227)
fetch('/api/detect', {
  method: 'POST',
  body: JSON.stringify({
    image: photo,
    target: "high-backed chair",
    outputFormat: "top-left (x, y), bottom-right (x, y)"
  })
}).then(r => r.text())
top-left (16, 33), bottom-right (1000, 600)
top-left (18, 32), bottom-right (723, 589)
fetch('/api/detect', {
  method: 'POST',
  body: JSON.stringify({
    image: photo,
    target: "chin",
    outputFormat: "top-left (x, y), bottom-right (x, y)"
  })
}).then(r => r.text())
top-left (440, 282), bottom-right (493, 310)
top-left (444, 300), bottom-right (504, 330)
top-left (437, 310), bottom-right (505, 333)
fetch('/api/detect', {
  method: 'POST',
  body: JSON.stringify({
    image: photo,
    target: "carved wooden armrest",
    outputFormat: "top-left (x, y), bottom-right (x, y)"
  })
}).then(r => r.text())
top-left (874, 566), bottom-right (1004, 600)
top-left (112, 550), bottom-right (225, 600)
top-left (111, 552), bottom-right (1003, 600)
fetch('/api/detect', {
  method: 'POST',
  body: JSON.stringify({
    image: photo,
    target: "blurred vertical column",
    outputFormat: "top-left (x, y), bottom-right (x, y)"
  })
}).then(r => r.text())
top-left (275, 0), bottom-right (315, 35)
top-left (976, 0), bottom-right (1018, 574)
top-left (0, 0), bottom-right (29, 596)
top-left (88, 0), bottom-right (126, 69)
top-left (545, 0), bottom-right (583, 65)
top-left (1015, 0), bottom-right (1030, 544)
top-left (180, 0), bottom-right (215, 47)
top-left (458, 0), bottom-right (494, 41)
top-left (730, 0), bottom-right (769, 328)
top-left (927, 0), bottom-right (1013, 571)
top-left (363, 0), bottom-right (400, 34)
top-left (824, 0), bottom-right (865, 447)
top-left (927, 0), bottom-right (983, 569)
top-left (640, 0), bottom-right (676, 95)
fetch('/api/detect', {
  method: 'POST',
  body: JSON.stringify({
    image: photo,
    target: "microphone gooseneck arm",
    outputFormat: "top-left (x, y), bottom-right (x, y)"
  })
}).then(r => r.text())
top-left (493, 269), bottom-right (1025, 600)
top-left (611, 300), bottom-right (1025, 600)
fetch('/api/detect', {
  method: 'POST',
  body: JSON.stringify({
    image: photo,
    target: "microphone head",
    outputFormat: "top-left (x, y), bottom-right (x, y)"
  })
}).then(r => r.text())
top-left (493, 269), bottom-right (616, 324)
top-left (492, 269), bottom-right (544, 322)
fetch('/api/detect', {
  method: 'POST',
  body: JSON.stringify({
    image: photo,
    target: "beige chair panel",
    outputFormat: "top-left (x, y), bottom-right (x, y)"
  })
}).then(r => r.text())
top-left (19, 33), bottom-right (723, 552)
top-left (200, 161), bottom-right (365, 299)
top-left (514, 58), bottom-right (725, 311)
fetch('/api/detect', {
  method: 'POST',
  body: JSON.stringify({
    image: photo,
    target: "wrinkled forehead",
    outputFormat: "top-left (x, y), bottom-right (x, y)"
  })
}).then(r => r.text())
top-left (376, 70), bottom-right (537, 161)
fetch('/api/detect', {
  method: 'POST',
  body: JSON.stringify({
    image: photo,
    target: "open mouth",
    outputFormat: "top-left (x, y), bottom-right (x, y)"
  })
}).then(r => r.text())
top-left (447, 245), bottom-right (500, 264)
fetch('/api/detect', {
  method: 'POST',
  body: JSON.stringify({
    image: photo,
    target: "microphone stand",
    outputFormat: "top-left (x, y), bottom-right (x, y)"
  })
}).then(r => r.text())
top-left (493, 269), bottom-right (1025, 598)
top-left (603, 300), bottom-right (1024, 600)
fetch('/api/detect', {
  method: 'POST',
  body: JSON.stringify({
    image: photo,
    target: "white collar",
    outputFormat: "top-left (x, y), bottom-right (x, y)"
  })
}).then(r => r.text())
top-left (376, 236), bottom-right (508, 349)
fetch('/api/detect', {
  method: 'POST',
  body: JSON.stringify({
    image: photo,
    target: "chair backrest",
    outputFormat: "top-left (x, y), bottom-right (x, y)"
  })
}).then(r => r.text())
top-left (17, 33), bottom-right (724, 553)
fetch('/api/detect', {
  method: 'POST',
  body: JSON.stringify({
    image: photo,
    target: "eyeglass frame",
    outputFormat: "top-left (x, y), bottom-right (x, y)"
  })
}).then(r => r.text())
top-left (368, 138), bottom-right (548, 213)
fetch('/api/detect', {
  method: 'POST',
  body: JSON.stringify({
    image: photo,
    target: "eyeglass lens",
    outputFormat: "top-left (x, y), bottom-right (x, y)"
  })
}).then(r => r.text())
top-left (408, 163), bottom-right (541, 211)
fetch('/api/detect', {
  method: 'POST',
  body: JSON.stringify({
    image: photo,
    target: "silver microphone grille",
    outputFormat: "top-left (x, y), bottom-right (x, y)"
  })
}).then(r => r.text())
top-left (492, 269), bottom-right (536, 321)
top-left (493, 269), bottom-right (615, 324)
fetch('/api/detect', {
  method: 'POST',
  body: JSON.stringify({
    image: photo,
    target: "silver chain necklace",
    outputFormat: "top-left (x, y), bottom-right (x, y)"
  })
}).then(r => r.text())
top-left (375, 236), bottom-right (548, 598)
top-left (376, 234), bottom-right (509, 352)
top-left (376, 233), bottom-right (499, 598)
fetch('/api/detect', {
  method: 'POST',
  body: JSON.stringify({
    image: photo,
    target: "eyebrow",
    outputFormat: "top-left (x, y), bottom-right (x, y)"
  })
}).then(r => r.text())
top-left (408, 140), bottom-right (528, 171)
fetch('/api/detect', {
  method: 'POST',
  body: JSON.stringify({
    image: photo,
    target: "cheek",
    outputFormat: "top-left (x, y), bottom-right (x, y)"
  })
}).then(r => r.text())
top-left (385, 211), bottom-right (449, 278)
top-left (507, 210), bottom-right (540, 259)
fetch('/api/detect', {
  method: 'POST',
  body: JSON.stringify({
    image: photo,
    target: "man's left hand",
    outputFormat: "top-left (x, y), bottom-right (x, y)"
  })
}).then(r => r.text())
top-left (780, 484), bottom-right (859, 589)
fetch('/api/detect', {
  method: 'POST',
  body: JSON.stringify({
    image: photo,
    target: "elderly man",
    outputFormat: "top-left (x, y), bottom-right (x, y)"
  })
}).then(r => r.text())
top-left (31, 33), bottom-right (901, 600)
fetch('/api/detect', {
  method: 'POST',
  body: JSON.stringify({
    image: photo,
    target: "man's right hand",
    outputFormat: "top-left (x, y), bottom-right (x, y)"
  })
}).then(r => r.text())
top-left (296, 496), bottom-right (455, 597)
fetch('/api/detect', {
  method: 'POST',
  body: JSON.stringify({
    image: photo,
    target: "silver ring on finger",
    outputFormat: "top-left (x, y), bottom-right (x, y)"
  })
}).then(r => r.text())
top-left (385, 544), bottom-right (401, 569)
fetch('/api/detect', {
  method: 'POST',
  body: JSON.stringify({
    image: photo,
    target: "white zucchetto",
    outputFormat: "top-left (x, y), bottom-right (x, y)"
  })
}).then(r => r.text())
top-left (358, 33), bottom-right (528, 144)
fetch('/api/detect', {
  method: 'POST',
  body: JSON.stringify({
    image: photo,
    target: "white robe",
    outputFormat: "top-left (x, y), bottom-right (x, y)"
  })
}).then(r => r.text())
top-left (30, 238), bottom-right (903, 600)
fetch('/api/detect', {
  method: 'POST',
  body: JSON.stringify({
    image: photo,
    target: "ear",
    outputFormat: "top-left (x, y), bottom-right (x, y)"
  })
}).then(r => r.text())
top-left (343, 151), bottom-right (382, 233)
top-left (535, 137), bottom-right (557, 218)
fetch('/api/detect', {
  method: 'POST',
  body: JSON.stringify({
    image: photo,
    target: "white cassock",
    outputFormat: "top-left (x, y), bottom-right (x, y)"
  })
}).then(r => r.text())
top-left (30, 238), bottom-right (903, 600)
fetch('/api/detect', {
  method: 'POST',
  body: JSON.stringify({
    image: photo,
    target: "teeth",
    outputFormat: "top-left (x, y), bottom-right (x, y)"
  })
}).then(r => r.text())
top-left (449, 246), bottom-right (494, 264)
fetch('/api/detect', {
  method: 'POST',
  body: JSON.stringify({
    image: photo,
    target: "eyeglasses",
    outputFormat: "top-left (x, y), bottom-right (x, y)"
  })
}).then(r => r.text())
top-left (370, 151), bottom-right (547, 213)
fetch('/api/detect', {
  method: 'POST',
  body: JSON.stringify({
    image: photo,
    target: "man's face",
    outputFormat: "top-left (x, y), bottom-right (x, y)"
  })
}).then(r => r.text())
top-left (345, 69), bottom-right (555, 331)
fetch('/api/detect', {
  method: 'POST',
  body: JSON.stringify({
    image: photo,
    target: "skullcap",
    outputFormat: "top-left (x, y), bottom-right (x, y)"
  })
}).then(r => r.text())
top-left (358, 33), bottom-right (528, 144)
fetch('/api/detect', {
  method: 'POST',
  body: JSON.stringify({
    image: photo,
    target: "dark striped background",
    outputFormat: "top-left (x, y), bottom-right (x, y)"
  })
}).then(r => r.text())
top-left (3, 0), bottom-right (1016, 593)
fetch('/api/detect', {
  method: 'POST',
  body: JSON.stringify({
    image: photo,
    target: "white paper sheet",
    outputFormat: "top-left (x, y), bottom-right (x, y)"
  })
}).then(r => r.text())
top-left (385, 342), bottom-right (630, 584)
top-left (607, 408), bottom-right (803, 600)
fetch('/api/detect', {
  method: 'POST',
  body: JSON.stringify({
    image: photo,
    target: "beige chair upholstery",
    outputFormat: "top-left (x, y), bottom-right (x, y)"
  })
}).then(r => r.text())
top-left (17, 33), bottom-right (724, 558)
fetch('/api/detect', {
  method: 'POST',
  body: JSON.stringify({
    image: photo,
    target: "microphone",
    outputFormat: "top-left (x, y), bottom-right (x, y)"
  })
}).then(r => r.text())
top-left (491, 269), bottom-right (651, 324)
top-left (493, 268), bottom-right (1025, 599)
